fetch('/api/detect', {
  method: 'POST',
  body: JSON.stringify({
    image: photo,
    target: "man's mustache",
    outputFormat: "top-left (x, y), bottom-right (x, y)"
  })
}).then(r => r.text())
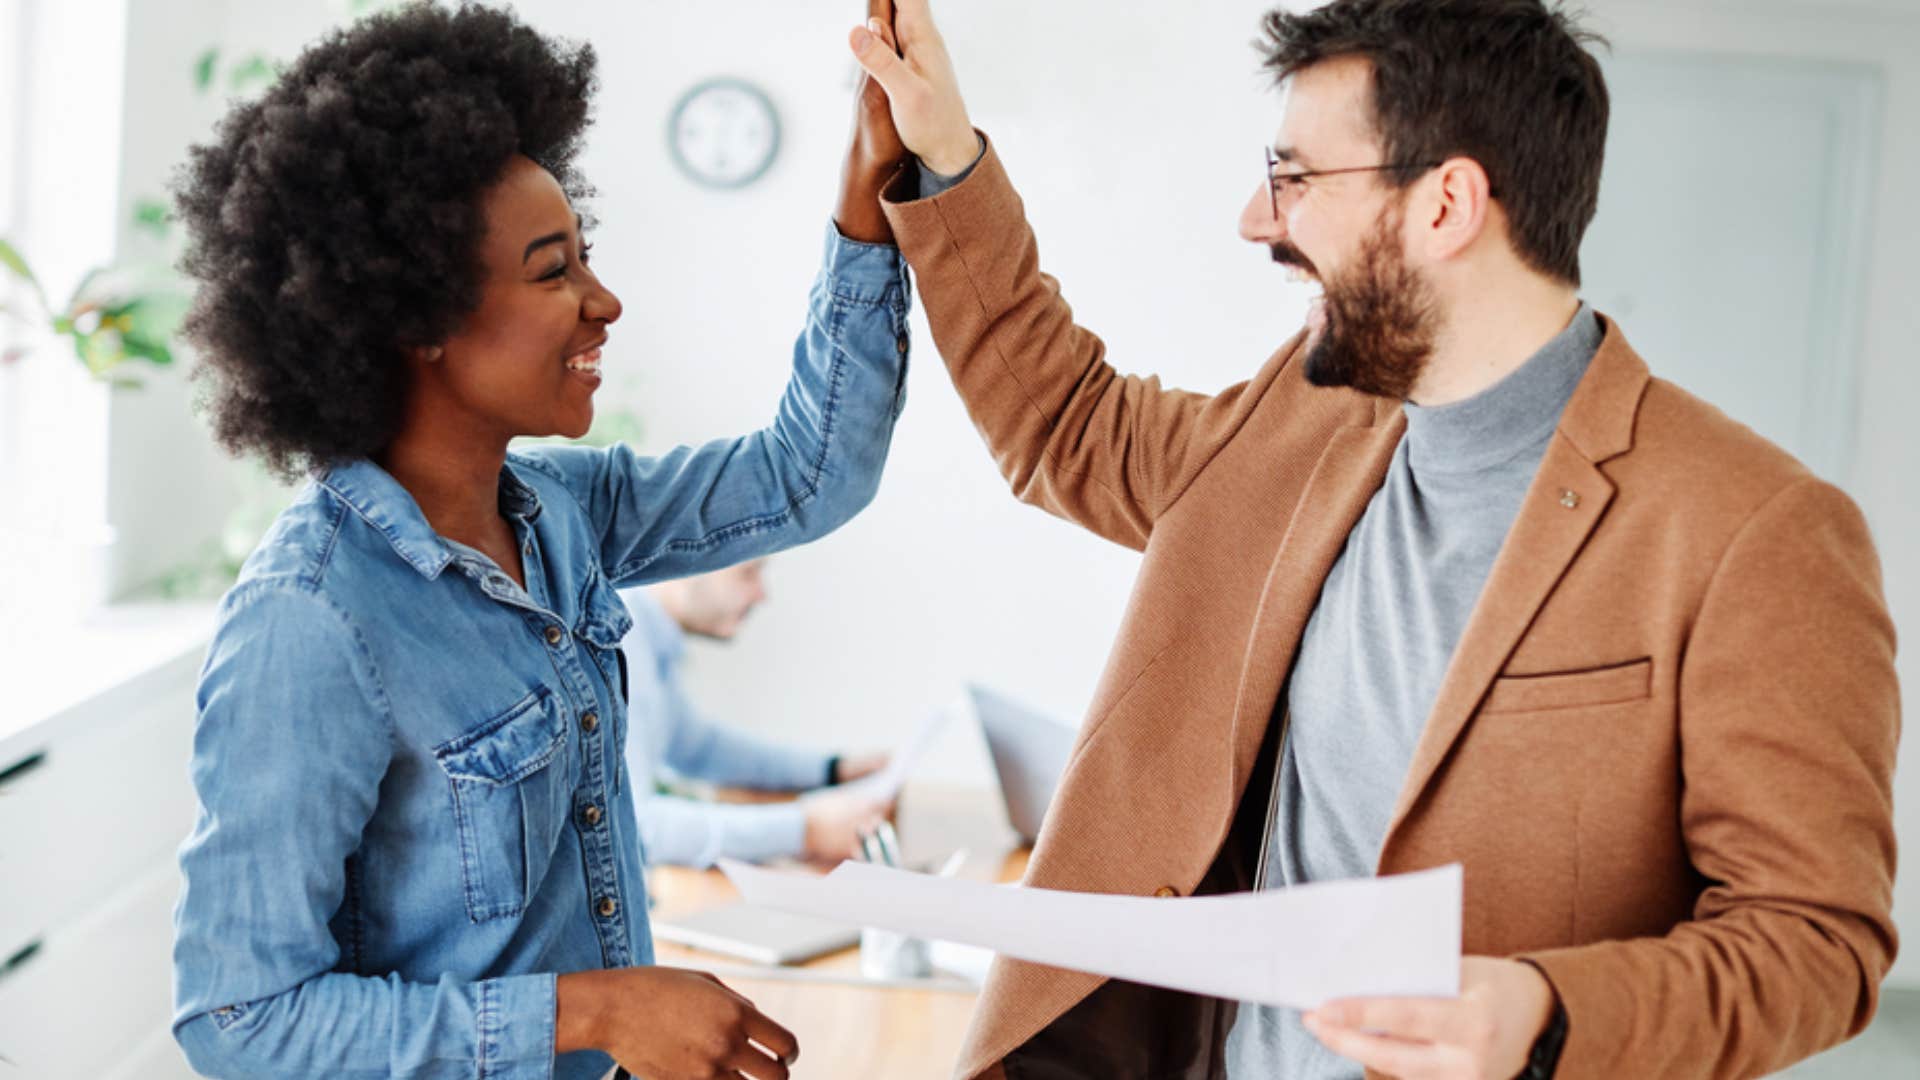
top-left (1270, 241), bottom-right (1318, 278)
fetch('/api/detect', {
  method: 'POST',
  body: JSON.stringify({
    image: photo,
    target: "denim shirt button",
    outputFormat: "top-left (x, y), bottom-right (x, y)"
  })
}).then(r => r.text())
top-left (895, 336), bottom-right (908, 356)
top-left (580, 710), bottom-right (599, 733)
top-left (596, 896), bottom-right (618, 918)
top-left (581, 803), bottom-right (603, 827)
top-left (543, 625), bottom-right (563, 646)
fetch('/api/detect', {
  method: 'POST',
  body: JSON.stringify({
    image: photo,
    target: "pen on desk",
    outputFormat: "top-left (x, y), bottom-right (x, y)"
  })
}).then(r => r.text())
top-left (858, 827), bottom-right (884, 865)
top-left (936, 848), bottom-right (969, 878)
top-left (875, 820), bottom-right (903, 867)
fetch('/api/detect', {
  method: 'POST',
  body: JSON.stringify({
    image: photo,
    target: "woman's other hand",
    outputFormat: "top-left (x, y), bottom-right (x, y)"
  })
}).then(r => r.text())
top-left (557, 967), bottom-right (799, 1080)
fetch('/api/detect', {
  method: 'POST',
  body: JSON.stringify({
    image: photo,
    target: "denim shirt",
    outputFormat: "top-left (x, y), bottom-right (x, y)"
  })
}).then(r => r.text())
top-left (172, 223), bottom-right (910, 1080)
top-left (618, 589), bottom-right (831, 868)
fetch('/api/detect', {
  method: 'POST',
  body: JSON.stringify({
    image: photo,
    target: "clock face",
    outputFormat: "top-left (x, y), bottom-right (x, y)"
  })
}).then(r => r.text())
top-left (667, 78), bottom-right (781, 190)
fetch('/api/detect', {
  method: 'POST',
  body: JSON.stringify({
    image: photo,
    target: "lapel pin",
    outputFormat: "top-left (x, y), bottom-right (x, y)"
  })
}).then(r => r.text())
top-left (1559, 489), bottom-right (1581, 509)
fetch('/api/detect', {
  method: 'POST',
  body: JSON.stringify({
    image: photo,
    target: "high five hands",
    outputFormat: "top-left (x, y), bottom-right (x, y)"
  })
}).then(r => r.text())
top-left (846, 0), bottom-right (979, 177)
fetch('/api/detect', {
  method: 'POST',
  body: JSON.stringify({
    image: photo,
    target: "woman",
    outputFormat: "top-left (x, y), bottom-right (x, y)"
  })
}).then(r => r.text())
top-left (168, 4), bottom-right (910, 1078)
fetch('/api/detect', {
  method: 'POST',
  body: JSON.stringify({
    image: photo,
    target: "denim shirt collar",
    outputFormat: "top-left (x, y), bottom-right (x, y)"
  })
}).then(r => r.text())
top-left (318, 457), bottom-right (545, 580)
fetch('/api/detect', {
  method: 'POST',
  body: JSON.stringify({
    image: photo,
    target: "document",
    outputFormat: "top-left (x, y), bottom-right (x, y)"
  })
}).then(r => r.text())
top-left (721, 859), bottom-right (1461, 1009)
top-left (808, 706), bottom-right (952, 804)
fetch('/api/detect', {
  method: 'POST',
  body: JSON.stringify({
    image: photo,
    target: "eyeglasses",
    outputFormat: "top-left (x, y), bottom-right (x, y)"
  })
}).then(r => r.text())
top-left (1265, 146), bottom-right (1440, 217)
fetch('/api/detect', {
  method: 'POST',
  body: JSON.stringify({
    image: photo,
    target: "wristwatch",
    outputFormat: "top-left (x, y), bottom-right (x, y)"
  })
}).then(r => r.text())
top-left (1515, 995), bottom-right (1568, 1079)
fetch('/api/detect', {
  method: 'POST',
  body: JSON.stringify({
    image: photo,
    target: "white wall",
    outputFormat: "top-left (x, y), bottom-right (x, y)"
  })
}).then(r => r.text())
top-left (104, 0), bottom-right (1919, 984)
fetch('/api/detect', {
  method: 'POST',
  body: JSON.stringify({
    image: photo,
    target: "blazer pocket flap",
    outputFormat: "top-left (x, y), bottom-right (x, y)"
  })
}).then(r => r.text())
top-left (1482, 657), bottom-right (1652, 714)
top-left (434, 688), bottom-right (566, 784)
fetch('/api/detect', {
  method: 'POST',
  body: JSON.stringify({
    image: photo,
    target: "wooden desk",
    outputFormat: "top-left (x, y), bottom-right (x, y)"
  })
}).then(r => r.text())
top-left (648, 785), bottom-right (1028, 1079)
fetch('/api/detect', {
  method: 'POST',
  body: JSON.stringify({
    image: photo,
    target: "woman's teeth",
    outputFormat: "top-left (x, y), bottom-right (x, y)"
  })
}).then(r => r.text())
top-left (565, 347), bottom-right (601, 375)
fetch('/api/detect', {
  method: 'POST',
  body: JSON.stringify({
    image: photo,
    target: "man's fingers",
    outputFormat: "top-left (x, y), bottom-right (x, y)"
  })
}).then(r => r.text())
top-left (866, 15), bottom-right (900, 55)
top-left (847, 25), bottom-right (914, 96)
top-left (1304, 1016), bottom-right (1443, 1078)
top-left (743, 1007), bottom-right (801, 1065)
top-left (1313, 997), bottom-right (1455, 1043)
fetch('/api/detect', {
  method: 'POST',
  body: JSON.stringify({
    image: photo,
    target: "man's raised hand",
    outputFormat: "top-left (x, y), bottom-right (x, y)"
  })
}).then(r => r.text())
top-left (847, 0), bottom-right (979, 176)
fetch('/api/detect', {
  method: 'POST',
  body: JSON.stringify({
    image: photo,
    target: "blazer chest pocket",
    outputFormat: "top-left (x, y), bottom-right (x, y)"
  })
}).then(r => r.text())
top-left (434, 687), bottom-right (571, 923)
top-left (1481, 657), bottom-right (1653, 714)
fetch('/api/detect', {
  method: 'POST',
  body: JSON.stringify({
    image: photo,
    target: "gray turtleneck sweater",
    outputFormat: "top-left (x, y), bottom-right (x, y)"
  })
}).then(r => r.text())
top-left (1225, 303), bottom-right (1603, 1077)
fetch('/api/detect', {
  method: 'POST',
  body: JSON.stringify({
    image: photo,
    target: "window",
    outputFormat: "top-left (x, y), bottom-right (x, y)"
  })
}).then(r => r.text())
top-left (0, 0), bottom-right (129, 620)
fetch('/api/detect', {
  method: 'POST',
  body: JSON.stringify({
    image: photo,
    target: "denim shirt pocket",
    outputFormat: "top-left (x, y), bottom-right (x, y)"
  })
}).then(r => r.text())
top-left (575, 575), bottom-right (634, 794)
top-left (432, 686), bottom-right (571, 923)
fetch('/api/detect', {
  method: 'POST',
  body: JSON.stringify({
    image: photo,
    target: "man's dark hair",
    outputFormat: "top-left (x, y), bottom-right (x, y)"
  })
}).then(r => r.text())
top-left (1260, 0), bottom-right (1609, 285)
top-left (174, 1), bottom-right (597, 479)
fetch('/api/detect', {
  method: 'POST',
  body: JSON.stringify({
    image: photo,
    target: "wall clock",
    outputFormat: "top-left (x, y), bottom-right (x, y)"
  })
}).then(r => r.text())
top-left (667, 77), bottom-right (781, 190)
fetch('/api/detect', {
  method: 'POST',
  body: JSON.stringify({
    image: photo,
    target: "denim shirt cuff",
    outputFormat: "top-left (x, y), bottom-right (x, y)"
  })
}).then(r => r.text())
top-left (479, 972), bottom-right (558, 1080)
top-left (821, 219), bottom-right (909, 306)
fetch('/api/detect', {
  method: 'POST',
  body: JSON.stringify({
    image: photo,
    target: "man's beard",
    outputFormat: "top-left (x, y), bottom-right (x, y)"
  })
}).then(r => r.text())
top-left (1272, 202), bottom-right (1437, 401)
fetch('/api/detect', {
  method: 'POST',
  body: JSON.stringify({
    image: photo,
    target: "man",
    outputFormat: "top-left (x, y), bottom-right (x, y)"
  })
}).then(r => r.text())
top-left (844, 0), bottom-right (1900, 1077)
top-left (620, 559), bottom-right (894, 868)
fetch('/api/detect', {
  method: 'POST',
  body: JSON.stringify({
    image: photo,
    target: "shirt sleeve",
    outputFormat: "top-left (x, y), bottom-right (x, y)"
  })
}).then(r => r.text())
top-left (172, 582), bottom-right (557, 1080)
top-left (913, 133), bottom-right (988, 200)
top-left (636, 793), bottom-right (809, 870)
top-left (514, 221), bottom-right (912, 587)
top-left (656, 656), bottom-right (831, 793)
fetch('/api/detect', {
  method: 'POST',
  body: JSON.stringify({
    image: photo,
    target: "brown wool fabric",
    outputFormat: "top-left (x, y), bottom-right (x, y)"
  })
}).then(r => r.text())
top-left (881, 137), bottom-right (1900, 1080)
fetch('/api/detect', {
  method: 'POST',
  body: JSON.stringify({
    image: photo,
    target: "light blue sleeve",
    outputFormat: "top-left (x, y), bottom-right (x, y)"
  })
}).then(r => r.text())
top-left (636, 794), bottom-right (808, 870)
top-left (171, 583), bottom-right (555, 1080)
top-left (656, 657), bottom-right (830, 793)
top-left (515, 223), bottom-right (911, 587)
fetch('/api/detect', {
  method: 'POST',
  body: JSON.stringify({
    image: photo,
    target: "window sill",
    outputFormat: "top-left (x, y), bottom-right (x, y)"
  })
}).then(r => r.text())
top-left (0, 600), bottom-right (214, 758)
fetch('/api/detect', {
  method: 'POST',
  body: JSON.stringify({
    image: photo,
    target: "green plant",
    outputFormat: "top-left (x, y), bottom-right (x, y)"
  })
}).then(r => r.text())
top-left (0, 237), bottom-right (187, 385)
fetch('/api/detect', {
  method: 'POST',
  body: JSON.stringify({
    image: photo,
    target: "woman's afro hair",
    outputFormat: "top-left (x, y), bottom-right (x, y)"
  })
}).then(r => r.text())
top-left (174, 1), bottom-right (597, 478)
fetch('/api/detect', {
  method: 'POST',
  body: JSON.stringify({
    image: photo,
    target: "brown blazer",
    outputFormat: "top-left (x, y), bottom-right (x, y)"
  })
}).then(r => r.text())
top-left (881, 140), bottom-right (1900, 1080)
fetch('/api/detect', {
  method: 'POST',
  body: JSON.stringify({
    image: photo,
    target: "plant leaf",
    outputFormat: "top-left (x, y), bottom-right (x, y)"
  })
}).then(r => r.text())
top-left (111, 292), bottom-right (190, 346)
top-left (228, 53), bottom-right (279, 94)
top-left (0, 237), bottom-right (50, 311)
top-left (120, 332), bottom-right (176, 369)
top-left (132, 198), bottom-right (171, 239)
top-left (194, 48), bottom-right (219, 91)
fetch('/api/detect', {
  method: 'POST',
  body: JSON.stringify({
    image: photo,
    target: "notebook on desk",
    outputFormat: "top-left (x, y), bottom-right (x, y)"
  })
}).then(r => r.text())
top-left (650, 901), bottom-right (859, 965)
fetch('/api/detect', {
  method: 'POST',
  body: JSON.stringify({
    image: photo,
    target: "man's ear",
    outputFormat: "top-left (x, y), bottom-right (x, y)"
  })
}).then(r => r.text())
top-left (1422, 156), bottom-right (1493, 262)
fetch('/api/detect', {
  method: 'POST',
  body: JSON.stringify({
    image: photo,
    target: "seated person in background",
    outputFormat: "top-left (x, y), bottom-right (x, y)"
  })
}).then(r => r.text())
top-left (621, 558), bottom-right (894, 868)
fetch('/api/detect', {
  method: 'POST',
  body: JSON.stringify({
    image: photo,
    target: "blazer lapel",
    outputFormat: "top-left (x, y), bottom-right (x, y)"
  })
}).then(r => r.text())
top-left (1231, 413), bottom-right (1404, 783)
top-left (1382, 319), bottom-right (1651, 844)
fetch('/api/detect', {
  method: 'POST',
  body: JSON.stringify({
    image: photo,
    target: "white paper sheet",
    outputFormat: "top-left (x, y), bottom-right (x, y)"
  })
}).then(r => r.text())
top-left (721, 859), bottom-right (1460, 1009)
top-left (806, 706), bottom-right (952, 804)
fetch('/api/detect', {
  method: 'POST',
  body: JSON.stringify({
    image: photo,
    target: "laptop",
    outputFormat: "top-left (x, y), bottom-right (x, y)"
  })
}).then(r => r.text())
top-left (650, 902), bottom-right (859, 965)
top-left (966, 684), bottom-right (1077, 844)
